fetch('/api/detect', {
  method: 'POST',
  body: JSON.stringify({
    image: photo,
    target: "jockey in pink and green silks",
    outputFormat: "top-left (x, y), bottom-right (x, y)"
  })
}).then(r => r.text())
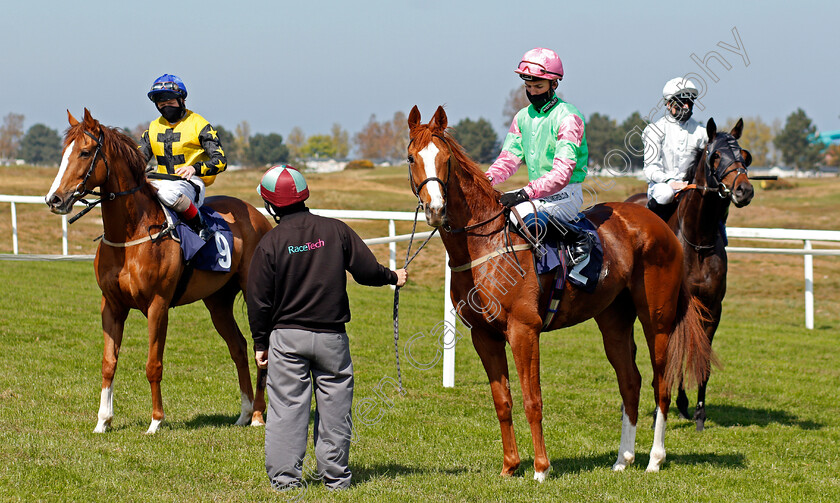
top-left (486, 47), bottom-right (593, 266)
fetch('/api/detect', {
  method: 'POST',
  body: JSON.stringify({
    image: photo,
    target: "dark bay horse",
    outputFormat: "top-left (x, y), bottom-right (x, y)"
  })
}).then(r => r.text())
top-left (407, 106), bottom-right (713, 478)
top-left (45, 109), bottom-right (272, 433)
top-left (626, 118), bottom-right (753, 431)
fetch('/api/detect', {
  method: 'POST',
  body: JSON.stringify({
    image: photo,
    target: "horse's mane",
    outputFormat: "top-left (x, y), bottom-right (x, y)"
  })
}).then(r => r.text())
top-left (413, 124), bottom-right (497, 195)
top-left (684, 146), bottom-right (705, 182)
top-left (64, 121), bottom-right (149, 180)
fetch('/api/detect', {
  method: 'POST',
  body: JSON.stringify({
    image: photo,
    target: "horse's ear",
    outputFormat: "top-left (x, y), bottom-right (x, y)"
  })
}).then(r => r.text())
top-left (67, 110), bottom-right (79, 126)
top-left (408, 105), bottom-right (421, 131)
top-left (82, 108), bottom-right (100, 132)
top-left (429, 105), bottom-right (448, 133)
top-left (706, 118), bottom-right (717, 142)
top-left (730, 118), bottom-right (744, 140)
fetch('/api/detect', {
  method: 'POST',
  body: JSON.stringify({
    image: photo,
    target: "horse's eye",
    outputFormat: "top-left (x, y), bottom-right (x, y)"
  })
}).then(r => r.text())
top-left (79, 150), bottom-right (91, 158)
top-left (407, 155), bottom-right (415, 164)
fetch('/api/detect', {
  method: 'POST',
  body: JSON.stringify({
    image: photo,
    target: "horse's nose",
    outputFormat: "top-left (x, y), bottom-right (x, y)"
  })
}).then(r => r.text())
top-left (733, 184), bottom-right (754, 206)
top-left (424, 204), bottom-right (446, 227)
top-left (46, 194), bottom-right (61, 209)
top-left (45, 193), bottom-right (66, 212)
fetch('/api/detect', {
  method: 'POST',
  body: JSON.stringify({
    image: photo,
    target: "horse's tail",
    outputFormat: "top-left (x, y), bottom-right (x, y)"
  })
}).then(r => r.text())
top-left (665, 282), bottom-right (718, 389)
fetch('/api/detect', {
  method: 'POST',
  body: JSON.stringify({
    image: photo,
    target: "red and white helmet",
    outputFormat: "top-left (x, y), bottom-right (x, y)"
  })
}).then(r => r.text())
top-left (258, 164), bottom-right (310, 208)
top-left (515, 48), bottom-right (564, 81)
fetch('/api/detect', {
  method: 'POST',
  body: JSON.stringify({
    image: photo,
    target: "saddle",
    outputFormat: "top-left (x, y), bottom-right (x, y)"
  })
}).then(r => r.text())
top-left (507, 209), bottom-right (604, 329)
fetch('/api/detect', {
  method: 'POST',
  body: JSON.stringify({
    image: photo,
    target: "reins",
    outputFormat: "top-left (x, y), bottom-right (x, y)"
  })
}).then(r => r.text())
top-left (392, 202), bottom-right (439, 392)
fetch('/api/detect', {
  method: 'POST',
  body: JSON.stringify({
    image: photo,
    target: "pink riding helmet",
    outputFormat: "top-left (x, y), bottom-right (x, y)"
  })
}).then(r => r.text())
top-left (515, 48), bottom-right (564, 81)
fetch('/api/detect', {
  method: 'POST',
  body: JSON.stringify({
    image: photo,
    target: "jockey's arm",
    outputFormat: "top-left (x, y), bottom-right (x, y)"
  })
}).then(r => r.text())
top-left (138, 130), bottom-right (153, 162)
top-left (192, 123), bottom-right (227, 179)
top-left (642, 123), bottom-right (669, 184)
top-left (486, 117), bottom-right (523, 185)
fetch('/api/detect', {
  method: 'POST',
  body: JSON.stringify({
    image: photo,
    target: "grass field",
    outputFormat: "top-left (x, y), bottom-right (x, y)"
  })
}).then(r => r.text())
top-left (1, 165), bottom-right (839, 501)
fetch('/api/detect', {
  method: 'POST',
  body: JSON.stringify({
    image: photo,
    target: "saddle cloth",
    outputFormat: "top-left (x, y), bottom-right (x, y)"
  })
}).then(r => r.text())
top-left (531, 216), bottom-right (603, 294)
top-left (165, 206), bottom-right (234, 273)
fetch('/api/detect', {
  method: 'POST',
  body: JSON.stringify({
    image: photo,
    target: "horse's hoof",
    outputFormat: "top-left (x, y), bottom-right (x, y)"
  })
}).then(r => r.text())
top-left (145, 418), bottom-right (163, 434)
top-left (695, 419), bottom-right (705, 432)
top-left (613, 451), bottom-right (635, 471)
top-left (678, 410), bottom-right (690, 420)
top-left (251, 411), bottom-right (266, 426)
top-left (534, 465), bottom-right (551, 482)
top-left (499, 465), bottom-right (518, 477)
top-left (93, 418), bottom-right (111, 433)
top-left (645, 449), bottom-right (665, 472)
top-left (235, 412), bottom-right (251, 426)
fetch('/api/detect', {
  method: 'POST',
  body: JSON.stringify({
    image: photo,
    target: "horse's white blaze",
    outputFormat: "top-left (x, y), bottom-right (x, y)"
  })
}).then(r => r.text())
top-left (46, 141), bottom-right (74, 202)
top-left (534, 465), bottom-right (551, 482)
top-left (612, 408), bottom-right (636, 471)
top-left (93, 384), bottom-right (113, 433)
top-left (418, 143), bottom-right (444, 211)
top-left (236, 392), bottom-right (254, 426)
top-left (646, 406), bottom-right (667, 472)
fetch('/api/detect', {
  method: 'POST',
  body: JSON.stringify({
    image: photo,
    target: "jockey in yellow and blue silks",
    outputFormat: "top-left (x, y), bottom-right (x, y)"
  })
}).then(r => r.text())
top-left (139, 74), bottom-right (227, 241)
top-left (486, 48), bottom-right (593, 265)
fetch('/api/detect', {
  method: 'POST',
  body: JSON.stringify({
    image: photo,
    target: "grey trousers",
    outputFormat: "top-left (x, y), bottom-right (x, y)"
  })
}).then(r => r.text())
top-left (265, 328), bottom-right (354, 490)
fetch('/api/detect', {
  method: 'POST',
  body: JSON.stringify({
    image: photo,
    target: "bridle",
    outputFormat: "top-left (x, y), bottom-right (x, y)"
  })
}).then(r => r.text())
top-left (408, 133), bottom-right (451, 204)
top-left (677, 133), bottom-right (751, 252)
top-left (68, 130), bottom-right (142, 224)
top-left (407, 133), bottom-right (505, 234)
top-left (702, 133), bottom-right (751, 200)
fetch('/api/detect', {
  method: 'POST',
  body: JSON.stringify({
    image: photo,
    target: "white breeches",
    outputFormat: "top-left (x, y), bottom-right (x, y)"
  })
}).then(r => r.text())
top-left (648, 182), bottom-right (677, 205)
top-left (150, 177), bottom-right (206, 208)
top-left (511, 182), bottom-right (584, 225)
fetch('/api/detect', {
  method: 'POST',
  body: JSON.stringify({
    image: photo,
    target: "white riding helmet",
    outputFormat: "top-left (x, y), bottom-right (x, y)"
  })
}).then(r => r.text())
top-left (662, 77), bottom-right (699, 103)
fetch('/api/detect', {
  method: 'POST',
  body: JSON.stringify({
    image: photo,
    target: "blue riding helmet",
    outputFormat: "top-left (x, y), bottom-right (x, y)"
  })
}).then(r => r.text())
top-left (147, 74), bottom-right (188, 102)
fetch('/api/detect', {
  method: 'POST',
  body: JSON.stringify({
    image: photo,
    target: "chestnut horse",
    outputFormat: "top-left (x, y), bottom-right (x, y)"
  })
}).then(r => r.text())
top-left (626, 118), bottom-right (753, 431)
top-left (407, 106), bottom-right (713, 478)
top-left (45, 109), bottom-right (272, 434)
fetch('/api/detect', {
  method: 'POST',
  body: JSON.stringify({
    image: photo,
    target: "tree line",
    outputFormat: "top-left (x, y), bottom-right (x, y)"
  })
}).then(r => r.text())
top-left (1, 102), bottom-right (835, 173)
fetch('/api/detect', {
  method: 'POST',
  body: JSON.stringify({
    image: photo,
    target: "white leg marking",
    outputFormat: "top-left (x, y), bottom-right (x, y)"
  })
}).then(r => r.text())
top-left (46, 141), bottom-right (74, 202)
top-left (646, 407), bottom-right (667, 472)
top-left (236, 391), bottom-right (254, 426)
top-left (418, 143), bottom-right (444, 211)
top-left (534, 464), bottom-right (551, 482)
top-left (146, 417), bottom-right (164, 435)
top-left (93, 385), bottom-right (113, 433)
top-left (612, 408), bottom-right (637, 471)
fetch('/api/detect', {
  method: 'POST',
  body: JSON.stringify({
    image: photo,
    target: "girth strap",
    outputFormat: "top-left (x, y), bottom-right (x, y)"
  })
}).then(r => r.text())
top-left (449, 244), bottom-right (532, 272)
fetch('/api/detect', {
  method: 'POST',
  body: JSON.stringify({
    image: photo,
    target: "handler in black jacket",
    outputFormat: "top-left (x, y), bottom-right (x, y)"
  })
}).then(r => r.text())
top-left (247, 165), bottom-right (407, 492)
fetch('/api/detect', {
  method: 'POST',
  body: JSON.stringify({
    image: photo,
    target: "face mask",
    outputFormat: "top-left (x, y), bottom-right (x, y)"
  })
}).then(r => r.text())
top-left (159, 105), bottom-right (185, 123)
top-left (527, 89), bottom-right (557, 113)
top-left (668, 100), bottom-right (693, 122)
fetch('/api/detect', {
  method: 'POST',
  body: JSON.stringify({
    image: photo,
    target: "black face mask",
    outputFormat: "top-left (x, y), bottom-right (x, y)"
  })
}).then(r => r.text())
top-left (527, 89), bottom-right (557, 113)
top-left (158, 104), bottom-right (185, 123)
top-left (668, 100), bottom-right (693, 122)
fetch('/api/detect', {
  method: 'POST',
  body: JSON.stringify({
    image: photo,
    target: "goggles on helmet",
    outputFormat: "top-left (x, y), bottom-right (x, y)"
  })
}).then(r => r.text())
top-left (516, 61), bottom-right (562, 81)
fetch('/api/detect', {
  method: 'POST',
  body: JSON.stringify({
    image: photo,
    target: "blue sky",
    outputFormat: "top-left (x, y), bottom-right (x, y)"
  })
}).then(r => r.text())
top-left (3, 0), bottom-right (838, 143)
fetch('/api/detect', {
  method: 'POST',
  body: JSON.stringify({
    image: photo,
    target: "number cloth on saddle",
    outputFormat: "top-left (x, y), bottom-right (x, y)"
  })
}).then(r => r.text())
top-left (168, 206), bottom-right (234, 272)
top-left (520, 214), bottom-right (603, 293)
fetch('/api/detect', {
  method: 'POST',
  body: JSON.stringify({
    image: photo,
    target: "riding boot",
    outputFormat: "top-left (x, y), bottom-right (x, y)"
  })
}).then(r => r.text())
top-left (184, 211), bottom-right (213, 241)
top-left (646, 198), bottom-right (678, 222)
top-left (553, 219), bottom-right (594, 266)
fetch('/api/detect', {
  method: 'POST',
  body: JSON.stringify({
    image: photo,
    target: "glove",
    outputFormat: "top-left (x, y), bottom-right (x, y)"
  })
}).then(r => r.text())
top-left (500, 189), bottom-right (529, 208)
